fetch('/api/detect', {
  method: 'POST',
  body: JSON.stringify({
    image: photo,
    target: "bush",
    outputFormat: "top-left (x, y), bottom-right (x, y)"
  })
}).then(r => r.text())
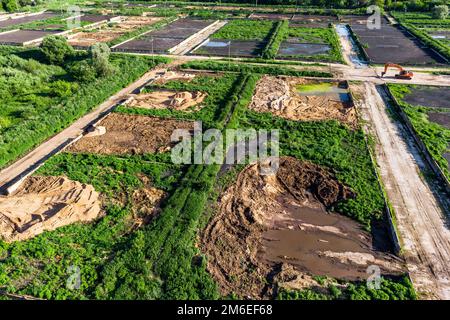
top-left (88, 43), bottom-right (115, 77)
top-left (1, 0), bottom-right (18, 12)
top-left (40, 36), bottom-right (74, 65)
top-left (49, 80), bottom-right (79, 98)
top-left (432, 5), bottom-right (449, 20)
top-left (69, 60), bottom-right (97, 83)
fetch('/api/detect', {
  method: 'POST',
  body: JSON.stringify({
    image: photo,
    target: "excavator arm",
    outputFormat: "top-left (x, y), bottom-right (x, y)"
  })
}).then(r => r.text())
top-left (381, 63), bottom-right (413, 80)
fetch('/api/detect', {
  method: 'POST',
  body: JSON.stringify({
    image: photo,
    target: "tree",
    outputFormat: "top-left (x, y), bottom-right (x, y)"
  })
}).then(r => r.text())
top-left (40, 36), bottom-right (74, 65)
top-left (1, 0), bottom-right (18, 12)
top-left (432, 5), bottom-right (449, 19)
top-left (88, 43), bottom-right (115, 77)
top-left (69, 60), bottom-right (97, 83)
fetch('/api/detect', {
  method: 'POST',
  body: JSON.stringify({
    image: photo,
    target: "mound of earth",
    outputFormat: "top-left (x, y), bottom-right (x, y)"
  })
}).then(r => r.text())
top-left (126, 90), bottom-right (207, 112)
top-left (68, 16), bottom-right (161, 47)
top-left (67, 113), bottom-right (194, 155)
top-left (201, 157), bottom-right (404, 299)
top-left (249, 76), bottom-right (357, 129)
top-left (129, 187), bottom-right (166, 230)
top-left (0, 176), bottom-right (101, 242)
top-left (152, 71), bottom-right (197, 85)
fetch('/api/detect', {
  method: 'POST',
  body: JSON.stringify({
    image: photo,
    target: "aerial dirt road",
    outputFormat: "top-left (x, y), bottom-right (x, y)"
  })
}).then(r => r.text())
top-left (0, 60), bottom-right (181, 192)
top-left (353, 82), bottom-right (450, 299)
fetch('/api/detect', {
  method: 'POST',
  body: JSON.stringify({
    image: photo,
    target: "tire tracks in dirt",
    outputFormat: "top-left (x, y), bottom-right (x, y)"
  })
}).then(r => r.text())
top-left (354, 81), bottom-right (450, 299)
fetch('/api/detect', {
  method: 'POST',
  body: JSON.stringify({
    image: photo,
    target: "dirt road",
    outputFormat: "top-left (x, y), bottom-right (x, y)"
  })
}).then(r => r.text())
top-left (169, 20), bottom-right (228, 55)
top-left (0, 61), bottom-right (181, 193)
top-left (353, 82), bottom-right (450, 299)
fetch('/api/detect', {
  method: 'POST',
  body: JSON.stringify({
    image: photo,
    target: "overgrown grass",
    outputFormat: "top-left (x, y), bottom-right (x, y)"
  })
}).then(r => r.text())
top-left (277, 275), bottom-right (416, 300)
top-left (387, 84), bottom-right (450, 180)
top-left (0, 46), bottom-right (169, 169)
top-left (210, 19), bottom-right (276, 40)
top-left (261, 19), bottom-right (289, 59)
top-left (277, 25), bottom-right (345, 63)
top-left (181, 60), bottom-right (332, 77)
top-left (0, 152), bottom-right (183, 299)
top-left (116, 73), bottom-right (238, 129)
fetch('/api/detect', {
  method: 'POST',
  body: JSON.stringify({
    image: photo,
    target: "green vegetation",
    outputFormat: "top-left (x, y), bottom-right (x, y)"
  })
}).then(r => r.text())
top-left (387, 84), bottom-right (450, 180)
top-left (392, 11), bottom-right (450, 61)
top-left (239, 108), bottom-right (385, 228)
top-left (261, 19), bottom-right (289, 59)
top-left (0, 45), bottom-right (168, 169)
top-left (117, 73), bottom-right (238, 130)
top-left (40, 35), bottom-right (74, 65)
top-left (277, 276), bottom-right (416, 300)
top-left (211, 19), bottom-right (275, 40)
top-left (0, 152), bottom-right (183, 299)
top-left (181, 60), bottom-right (332, 77)
top-left (297, 82), bottom-right (334, 93)
top-left (432, 5), bottom-right (449, 20)
top-left (278, 25), bottom-right (345, 63)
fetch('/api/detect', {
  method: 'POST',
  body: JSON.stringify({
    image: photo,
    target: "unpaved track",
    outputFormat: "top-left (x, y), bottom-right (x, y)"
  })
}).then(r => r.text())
top-left (169, 20), bottom-right (228, 55)
top-left (0, 60), bottom-right (182, 192)
top-left (354, 82), bottom-right (450, 299)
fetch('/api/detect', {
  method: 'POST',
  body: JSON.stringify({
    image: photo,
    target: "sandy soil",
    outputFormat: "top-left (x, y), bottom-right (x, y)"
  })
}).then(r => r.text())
top-left (126, 90), bottom-right (207, 111)
top-left (249, 76), bottom-right (358, 129)
top-left (69, 16), bottom-right (161, 46)
top-left (201, 157), bottom-right (404, 299)
top-left (152, 70), bottom-right (198, 85)
top-left (0, 176), bottom-right (101, 242)
top-left (67, 113), bottom-right (194, 155)
top-left (354, 82), bottom-right (450, 299)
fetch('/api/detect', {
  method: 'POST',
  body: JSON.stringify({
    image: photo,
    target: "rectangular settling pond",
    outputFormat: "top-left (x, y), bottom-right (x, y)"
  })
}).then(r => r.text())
top-left (277, 42), bottom-right (331, 57)
top-left (192, 39), bottom-right (266, 57)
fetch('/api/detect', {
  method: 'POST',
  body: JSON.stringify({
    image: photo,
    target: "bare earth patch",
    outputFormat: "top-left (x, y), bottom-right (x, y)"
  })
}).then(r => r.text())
top-left (201, 157), bottom-right (404, 299)
top-left (68, 16), bottom-right (162, 47)
top-left (126, 90), bottom-right (207, 112)
top-left (0, 176), bottom-right (101, 242)
top-left (67, 113), bottom-right (194, 155)
top-left (249, 76), bottom-right (357, 128)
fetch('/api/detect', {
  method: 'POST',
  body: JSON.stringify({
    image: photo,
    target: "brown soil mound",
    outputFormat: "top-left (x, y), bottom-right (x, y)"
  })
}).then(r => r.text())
top-left (0, 176), bottom-right (101, 242)
top-left (67, 113), bottom-right (194, 155)
top-left (69, 16), bottom-right (161, 46)
top-left (201, 157), bottom-right (403, 299)
top-left (249, 76), bottom-right (358, 129)
top-left (152, 71), bottom-right (197, 85)
top-left (126, 90), bottom-right (207, 112)
top-left (130, 187), bottom-right (166, 229)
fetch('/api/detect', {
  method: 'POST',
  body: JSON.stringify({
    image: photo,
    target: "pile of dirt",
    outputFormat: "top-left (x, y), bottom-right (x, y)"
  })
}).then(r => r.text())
top-left (67, 113), bottom-right (194, 155)
top-left (0, 176), bottom-right (101, 242)
top-left (69, 16), bottom-right (161, 46)
top-left (130, 187), bottom-right (166, 229)
top-left (152, 71), bottom-right (198, 85)
top-left (249, 76), bottom-right (358, 129)
top-left (126, 90), bottom-right (207, 112)
top-left (201, 157), bottom-right (403, 299)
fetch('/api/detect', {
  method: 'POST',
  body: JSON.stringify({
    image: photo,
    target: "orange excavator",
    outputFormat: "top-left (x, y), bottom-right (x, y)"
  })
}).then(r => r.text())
top-left (381, 63), bottom-right (414, 80)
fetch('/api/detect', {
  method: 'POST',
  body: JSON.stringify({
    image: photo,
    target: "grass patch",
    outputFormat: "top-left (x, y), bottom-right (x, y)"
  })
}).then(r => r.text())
top-left (211, 19), bottom-right (276, 41)
top-left (387, 84), bottom-right (450, 180)
top-left (0, 45), bottom-right (169, 169)
top-left (181, 60), bottom-right (332, 77)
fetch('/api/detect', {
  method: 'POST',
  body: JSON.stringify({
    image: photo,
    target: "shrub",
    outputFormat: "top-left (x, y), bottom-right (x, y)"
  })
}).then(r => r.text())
top-left (1, 0), bottom-right (18, 12)
top-left (432, 5), bottom-right (449, 20)
top-left (40, 36), bottom-right (74, 65)
top-left (69, 60), bottom-right (97, 83)
top-left (88, 43), bottom-right (115, 77)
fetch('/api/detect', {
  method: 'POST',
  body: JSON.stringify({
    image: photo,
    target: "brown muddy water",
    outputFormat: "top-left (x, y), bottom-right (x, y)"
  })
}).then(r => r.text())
top-left (259, 194), bottom-right (398, 281)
